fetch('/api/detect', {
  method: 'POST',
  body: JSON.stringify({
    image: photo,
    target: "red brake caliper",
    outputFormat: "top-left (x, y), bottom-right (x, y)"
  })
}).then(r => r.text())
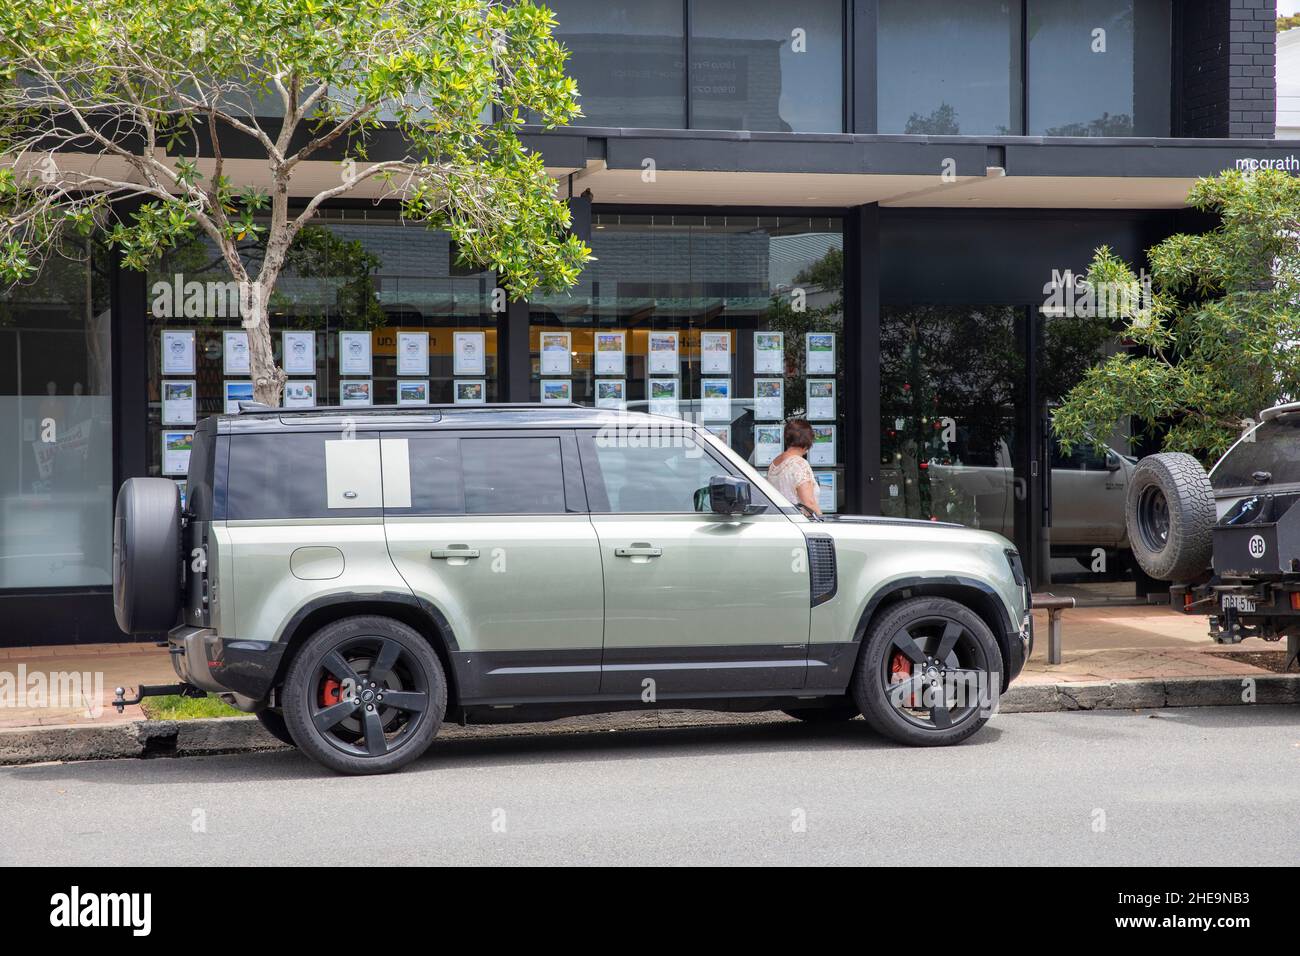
top-left (321, 678), bottom-right (342, 708)
top-left (889, 652), bottom-right (917, 707)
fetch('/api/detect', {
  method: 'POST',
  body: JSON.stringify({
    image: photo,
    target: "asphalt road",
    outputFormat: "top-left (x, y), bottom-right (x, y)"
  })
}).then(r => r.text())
top-left (2, 706), bottom-right (1297, 866)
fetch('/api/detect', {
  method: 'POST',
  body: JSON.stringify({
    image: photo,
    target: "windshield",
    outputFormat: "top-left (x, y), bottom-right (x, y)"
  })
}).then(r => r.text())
top-left (1210, 416), bottom-right (1300, 492)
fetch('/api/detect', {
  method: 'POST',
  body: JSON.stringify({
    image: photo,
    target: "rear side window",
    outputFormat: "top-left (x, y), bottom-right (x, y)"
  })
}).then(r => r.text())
top-left (462, 437), bottom-right (565, 514)
top-left (226, 433), bottom-right (382, 519)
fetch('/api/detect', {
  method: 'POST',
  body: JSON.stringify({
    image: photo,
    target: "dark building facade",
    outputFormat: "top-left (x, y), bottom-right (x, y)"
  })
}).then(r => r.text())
top-left (4, 0), bottom-right (1300, 645)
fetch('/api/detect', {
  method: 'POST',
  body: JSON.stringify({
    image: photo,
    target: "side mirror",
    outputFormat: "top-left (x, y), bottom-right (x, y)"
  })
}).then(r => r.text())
top-left (707, 475), bottom-right (760, 515)
top-left (1105, 452), bottom-right (1122, 473)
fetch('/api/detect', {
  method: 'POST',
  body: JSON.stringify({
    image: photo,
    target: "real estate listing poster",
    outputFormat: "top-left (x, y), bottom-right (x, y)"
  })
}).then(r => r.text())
top-left (397, 332), bottom-right (429, 376)
top-left (754, 424), bottom-right (782, 466)
top-left (223, 380), bottom-right (254, 413)
top-left (700, 332), bottom-right (731, 374)
top-left (453, 331), bottom-right (486, 376)
top-left (806, 378), bottom-right (836, 420)
top-left (397, 380), bottom-right (429, 406)
top-left (161, 430), bottom-right (193, 476)
top-left (339, 331), bottom-right (372, 376)
top-left (806, 332), bottom-right (835, 374)
top-left (223, 331), bottom-right (251, 375)
top-left (540, 379), bottom-right (573, 405)
top-left (454, 379), bottom-right (486, 405)
top-left (648, 378), bottom-right (679, 417)
top-left (809, 424), bottom-right (836, 465)
top-left (283, 380), bottom-right (317, 408)
top-left (595, 379), bottom-right (626, 410)
top-left (754, 378), bottom-right (784, 420)
top-left (648, 331), bottom-right (679, 374)
top-left (282, 331), bottom-right (315, 375)
top-left (701, 378), bottom-right (731, 421)
top-left (339, 379), bottom-right (373, 407)
top-left (594, 332), bottom-right (626, 376)
top-left (161, 380), bottom-right (196, 426)
top-left (540, 331), bottom-right (572, 375)
top-left (754, 331), bottom-right (784, 374)
top-left (161, 330), bottom-right (195, 375)
top-left (814, 471), bottom-right (837, 513)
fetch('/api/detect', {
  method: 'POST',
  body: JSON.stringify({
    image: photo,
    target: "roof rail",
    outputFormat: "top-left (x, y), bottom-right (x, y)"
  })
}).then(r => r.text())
top-left (227, 401), bottom-right (586, 417)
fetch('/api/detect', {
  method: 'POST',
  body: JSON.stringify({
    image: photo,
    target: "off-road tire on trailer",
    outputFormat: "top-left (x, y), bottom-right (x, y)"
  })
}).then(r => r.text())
top-left (1125, 452), bottom-right (1215, 582)
top-left (112, 477), bottom-right (183, 634)
top-left (282, 616), bottom-right (446, 775)
top-left (852, 596), bottom-right (1001, 747)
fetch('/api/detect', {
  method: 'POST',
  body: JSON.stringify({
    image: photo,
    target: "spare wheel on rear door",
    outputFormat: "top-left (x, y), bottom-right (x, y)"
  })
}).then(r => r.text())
top-left (113, 477), bottom-right (183, 633)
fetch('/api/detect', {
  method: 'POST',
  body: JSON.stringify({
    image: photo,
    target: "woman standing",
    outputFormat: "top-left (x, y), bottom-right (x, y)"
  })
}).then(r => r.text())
top-left (766, 418), bottom-right (822, 516)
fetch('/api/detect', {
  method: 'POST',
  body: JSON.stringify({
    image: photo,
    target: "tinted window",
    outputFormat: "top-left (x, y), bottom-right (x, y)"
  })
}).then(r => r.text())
top-left (548, 0), bottom-right (687, 129)
top-left (1027, 0), bottom-right (1171, 136)
top-left (461, 437), bottom-right (567, 514)
top-left (878, 0), bottom-right (1022, 134)
top-left (587, 435), bottom-right (728, 512)
top-left (1211, 419), bottom-right (1300, 491)
top-left (227, 433), bottom-right (381, 519)
top-left (690, 0), bottom-right (843, 133)
top-left (397, 436), bottom-right (466, 514)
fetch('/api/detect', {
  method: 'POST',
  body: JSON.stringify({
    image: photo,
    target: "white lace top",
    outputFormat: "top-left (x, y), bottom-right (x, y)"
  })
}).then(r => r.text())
top-left (766, 454), bottom-right (815, 505)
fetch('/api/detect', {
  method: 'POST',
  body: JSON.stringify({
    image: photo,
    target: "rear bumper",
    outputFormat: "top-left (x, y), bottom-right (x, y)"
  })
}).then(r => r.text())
top-left (168, 625), bottom-right (286, 702)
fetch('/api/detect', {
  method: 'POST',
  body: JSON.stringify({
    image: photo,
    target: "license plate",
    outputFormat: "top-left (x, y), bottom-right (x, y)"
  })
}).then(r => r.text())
top-left (1222, 594), bottom-right (1257, 613)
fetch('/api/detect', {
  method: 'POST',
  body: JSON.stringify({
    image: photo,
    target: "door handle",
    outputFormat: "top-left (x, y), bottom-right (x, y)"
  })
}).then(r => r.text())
top-left (430, 547), bottom-right (480, 559)
top-left (615, 545), bottom-right (662, 557)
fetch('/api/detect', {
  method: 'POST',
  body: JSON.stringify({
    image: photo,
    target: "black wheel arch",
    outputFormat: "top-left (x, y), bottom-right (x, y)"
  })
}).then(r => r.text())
top-left (269, 592), bottom-right (461, 710)
top-left (853, 577), bottom-right (1019, 690)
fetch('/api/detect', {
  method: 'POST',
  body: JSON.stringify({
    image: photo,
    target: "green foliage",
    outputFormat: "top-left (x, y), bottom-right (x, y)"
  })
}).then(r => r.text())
top-left (1053, 169), bottom-right (1300, 464)
top-left (0, 0), bottom-right (590, 295)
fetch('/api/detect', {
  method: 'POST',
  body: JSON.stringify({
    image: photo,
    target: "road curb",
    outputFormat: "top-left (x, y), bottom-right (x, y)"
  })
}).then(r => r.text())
top-left (1, 674), bottom-right (1296, 766)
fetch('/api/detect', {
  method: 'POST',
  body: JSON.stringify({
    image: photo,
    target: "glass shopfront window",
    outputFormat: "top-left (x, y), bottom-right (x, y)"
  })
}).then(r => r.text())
top-left (1039, 306), bottom-right (1139, 596)
top-left (690, 0), bottom-right (843, 133)
top-left (878, 0), bottom-right (1023, 135)
top-left (144, 212), bottom-right (497, 486)
top-left (879, 305), bottom-right (1025, 533)
top-left (547, 0), bottom-right (688, 129)
top-left (529, 213), bottom-right (847, 511)
top-left (548, 1), bottom-right (845, 133)
top-left (0, 247), bottom-right (114, 588)
top-left (1027, 0), bottom-right (1172, 136)
top-left (879, 0), bottom-right (1172, 137)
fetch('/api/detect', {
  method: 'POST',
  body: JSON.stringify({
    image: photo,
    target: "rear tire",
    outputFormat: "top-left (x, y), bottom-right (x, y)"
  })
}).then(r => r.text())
top-left (1125, 452), bottom-right (1215, 581)
top-left (254, 708), bottom-right (296, 747)
top-left (112, 477), bottom-right (182, 634)
top-left (852, 596), bottom-right (1001, 747)
top-left (282, 616), bottom-right (446, 775)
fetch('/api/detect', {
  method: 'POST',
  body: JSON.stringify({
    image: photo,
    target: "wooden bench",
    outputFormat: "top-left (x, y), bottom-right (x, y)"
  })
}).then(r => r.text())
top-left (1031, 593), bottom-right (1076, 665)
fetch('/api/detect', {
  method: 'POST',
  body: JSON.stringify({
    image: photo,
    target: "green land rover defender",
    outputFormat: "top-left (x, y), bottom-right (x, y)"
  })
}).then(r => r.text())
top-left (112, 404), bottom-right (1031, 774)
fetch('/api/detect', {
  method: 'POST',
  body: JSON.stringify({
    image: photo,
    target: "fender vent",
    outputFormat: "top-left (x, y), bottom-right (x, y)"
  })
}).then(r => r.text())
top-left (806, 533), bottom-right (838, 607)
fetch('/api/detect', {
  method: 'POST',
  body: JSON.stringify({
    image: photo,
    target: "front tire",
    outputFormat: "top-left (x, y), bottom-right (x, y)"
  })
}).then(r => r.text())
top-left (282, 616), bottom-right (446, 775)
top-left (852, 596), bottom-right (1001, 747)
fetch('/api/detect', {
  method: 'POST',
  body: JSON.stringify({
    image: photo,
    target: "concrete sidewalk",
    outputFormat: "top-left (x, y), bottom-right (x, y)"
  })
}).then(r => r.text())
top-left (0, 604), bottom-right (1292, 731)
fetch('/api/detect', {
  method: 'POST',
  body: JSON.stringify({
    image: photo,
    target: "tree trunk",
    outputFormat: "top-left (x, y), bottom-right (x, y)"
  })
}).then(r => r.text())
top-left (241, 279), bottom-right (285, 407)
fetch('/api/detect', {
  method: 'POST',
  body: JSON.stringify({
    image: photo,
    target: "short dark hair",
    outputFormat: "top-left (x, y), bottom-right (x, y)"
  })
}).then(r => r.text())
top-left (784, 418), bottom-right (814, 450)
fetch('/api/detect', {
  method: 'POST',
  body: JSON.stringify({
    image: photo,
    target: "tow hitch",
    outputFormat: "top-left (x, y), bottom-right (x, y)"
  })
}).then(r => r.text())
top-left (111, 682), bottom-right (207, 714)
